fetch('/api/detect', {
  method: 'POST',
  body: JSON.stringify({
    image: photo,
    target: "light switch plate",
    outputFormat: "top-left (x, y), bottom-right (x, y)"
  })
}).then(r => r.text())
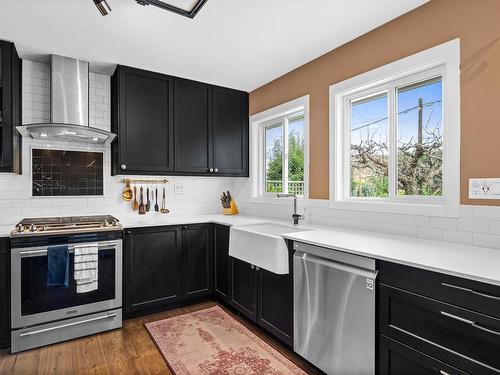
top-left (174, 183), bottom-right (184, 195)
top-left (469, 178), bottom-right (500, 199)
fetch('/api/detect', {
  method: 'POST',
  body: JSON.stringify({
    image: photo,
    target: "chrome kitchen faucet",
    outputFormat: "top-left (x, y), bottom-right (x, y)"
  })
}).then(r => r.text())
top-left (277, 193), bottom-right (305, 224)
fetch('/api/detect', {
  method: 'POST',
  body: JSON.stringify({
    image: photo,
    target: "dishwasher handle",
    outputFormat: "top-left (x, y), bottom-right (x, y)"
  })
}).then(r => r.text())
top-left (294, 251), bottom-right (378, 279)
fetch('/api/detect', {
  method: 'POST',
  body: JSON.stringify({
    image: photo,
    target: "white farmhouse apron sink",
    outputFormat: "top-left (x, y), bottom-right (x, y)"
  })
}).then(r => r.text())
top-left (229, 223), bottom-right (311, 274)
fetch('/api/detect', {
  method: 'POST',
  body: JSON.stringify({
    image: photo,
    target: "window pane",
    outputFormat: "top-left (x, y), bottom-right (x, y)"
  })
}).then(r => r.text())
top-left (397, 77), bottom-right (443, 196)
top-left (265, 122), bottom-right (283, 193)
top-left (288, 113), bottom-right (305, 196)
top-left (350, 93), bottom-right (389, 198)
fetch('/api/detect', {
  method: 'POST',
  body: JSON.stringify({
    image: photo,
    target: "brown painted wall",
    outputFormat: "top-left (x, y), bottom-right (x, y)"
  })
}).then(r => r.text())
top-left (249, 0), bottom-right (500, 205)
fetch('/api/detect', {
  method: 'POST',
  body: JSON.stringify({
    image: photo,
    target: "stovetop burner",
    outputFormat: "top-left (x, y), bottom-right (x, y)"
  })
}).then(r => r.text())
top-left (12, 215), bottom-right (121, 236)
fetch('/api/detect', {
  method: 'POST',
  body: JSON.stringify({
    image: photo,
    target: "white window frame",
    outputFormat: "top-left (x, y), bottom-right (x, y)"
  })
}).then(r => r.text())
top-left (329, 39), bottom-right (460, 217)
top-left (249, 95), bottom-right (310, 203)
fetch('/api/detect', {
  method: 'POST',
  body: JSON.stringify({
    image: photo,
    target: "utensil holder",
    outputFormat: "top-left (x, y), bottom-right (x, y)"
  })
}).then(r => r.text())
top-left (224, 199), bottom-right (239, 215)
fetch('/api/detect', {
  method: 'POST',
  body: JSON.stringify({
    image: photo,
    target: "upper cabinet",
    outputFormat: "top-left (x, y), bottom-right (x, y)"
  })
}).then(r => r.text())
top-left (111, 66), bottom-right (174, 175)
top-left (0, 41), bottom-right (21, 174)
top-left (111, 65), bottom-right (248, 177)
top-left (174, 78), bottom-right (212, 174)
top-left (212, 86), bottom-right (248, 175)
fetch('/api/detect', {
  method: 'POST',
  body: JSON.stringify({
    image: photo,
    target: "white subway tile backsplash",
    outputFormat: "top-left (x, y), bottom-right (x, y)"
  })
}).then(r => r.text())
top-left (429, 217), bottom-right (457, 230)
top-left (457, 218), bottom-right (489, 233)
top-left (0, 60), bottom-right (240, 233)
top-left (473, 233), bottom-right (500, 249)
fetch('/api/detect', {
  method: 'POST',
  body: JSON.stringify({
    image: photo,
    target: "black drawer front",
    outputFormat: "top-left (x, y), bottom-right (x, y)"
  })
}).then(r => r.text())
top-left (379, 261), bottom-right (500, 320)
top-left (378, 334), bottom-right (470, 375)
top-left (0, 287), bottom-right (9, 349)
top-left (379, 284), bottom-right (500, 375)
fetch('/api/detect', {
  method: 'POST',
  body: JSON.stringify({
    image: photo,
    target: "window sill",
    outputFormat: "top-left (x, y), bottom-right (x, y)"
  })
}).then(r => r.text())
top-left (329, 199), bottom-right (459, 218)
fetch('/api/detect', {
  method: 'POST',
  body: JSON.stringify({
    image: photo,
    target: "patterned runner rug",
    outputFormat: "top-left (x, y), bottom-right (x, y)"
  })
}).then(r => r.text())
top-left (145, 305), bottom-right (308, 374)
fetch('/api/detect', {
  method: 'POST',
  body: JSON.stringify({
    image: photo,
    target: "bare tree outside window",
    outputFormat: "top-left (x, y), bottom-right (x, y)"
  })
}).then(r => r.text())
top-left (349, 77), bottom-right (443, 198)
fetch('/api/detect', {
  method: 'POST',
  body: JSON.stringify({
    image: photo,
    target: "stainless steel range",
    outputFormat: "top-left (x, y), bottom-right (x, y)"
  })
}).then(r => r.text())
top-left (10, 215), bottom-right (123, 353)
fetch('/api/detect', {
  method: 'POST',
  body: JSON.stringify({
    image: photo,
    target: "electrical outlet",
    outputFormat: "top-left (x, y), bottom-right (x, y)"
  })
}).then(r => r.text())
top-left (174, 183), bottom-right (184, 195)
top-left (469, 178), bottom-right (500, 199)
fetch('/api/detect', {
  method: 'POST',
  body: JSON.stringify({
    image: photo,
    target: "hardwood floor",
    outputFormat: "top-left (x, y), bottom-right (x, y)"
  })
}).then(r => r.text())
top-left (0, 301), bottom-right (320, 374)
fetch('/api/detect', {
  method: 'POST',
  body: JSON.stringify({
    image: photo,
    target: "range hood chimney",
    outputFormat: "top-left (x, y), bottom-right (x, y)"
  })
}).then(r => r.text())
top-left (17, 55), bottom-right (116, 144)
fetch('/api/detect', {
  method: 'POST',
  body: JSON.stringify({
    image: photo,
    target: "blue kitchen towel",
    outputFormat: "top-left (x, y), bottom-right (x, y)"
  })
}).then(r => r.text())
top-left (47, 245), bottom-right (69, 287)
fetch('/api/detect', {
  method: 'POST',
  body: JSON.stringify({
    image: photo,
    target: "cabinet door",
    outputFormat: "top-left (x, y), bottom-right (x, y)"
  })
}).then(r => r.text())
top-left (257, 268), bottom-right (293, 346)
top-left (124, 227), bottom-right (182, 315)
top-left (212, 87), bottom-right (248, 176)
top-left (182, 224), bottom-right (213, 301)
top-left (230, 257), bottom-right (257, 322)
top-left (378, 335), bottom-right (469, 375)
top-left (0, 41), bottom-right (21, 174)
top-left (114, 66), bottom-right (173, 175)
top-left (174, 78), bottom-right (212, 174)
top-left (214, 225), bottom-right (230, 302)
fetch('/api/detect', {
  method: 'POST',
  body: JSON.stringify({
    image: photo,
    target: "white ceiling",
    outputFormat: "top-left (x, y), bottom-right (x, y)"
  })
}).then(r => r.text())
top-left (0, 0), bottom-right (428, 91)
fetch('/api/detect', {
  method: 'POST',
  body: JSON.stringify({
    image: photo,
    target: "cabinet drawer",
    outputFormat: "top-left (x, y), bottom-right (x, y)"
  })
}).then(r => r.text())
top-left (379, 261), bottom-right (500, 320)
top-left (378, 334), bottom-right (470, 375)
top-left (379, 284), bottom-right (500, 375)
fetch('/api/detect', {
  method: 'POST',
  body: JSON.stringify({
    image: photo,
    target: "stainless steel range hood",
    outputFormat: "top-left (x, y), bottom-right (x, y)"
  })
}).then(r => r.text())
top-left (16, 55), bottom-right (116, 144)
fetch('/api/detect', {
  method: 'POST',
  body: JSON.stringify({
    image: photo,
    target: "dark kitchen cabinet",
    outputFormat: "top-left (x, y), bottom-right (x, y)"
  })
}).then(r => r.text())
top-left (214, 224), bottom-right (230, 302)
top-left (124, 226), bottom-right (182, 315)
top-left (377, 260), bottom-right (500, 375)
top-left (230, 248), bottom-right (293, 345)
top-left (111, 66), bottom-right (174, 175)
top-left (182, 224), bottom-right (213, 301)
top-left (0, 237), bottom-right (9, 349)
top-left (230, 257), bottom-right (258, 322)
top-left (111, 64), bottom-right (248, 177)
top-left (0, 40), bottom-right (21, 174)
top-left (257, 267), bottom-right (293, 345)
top-left (174, 78), bottom-right (212, 174)
top-left (378, 335), bottom-right (469, 375)
top-left (212, 87), bottom-right (248, 175)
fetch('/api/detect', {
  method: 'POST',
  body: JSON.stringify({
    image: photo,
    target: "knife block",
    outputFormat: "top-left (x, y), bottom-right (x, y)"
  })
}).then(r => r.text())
top-left (224, 199), bottom-right (239, 215)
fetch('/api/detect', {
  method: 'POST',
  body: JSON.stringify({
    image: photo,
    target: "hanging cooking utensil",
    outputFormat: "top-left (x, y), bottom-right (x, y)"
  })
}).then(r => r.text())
top-left (132, 186), bottom-right (139, 210)
top-left (146, 186), bottom-right (151, 212)
top-left (122, 179), bottom-right (133, 201)
top-left (160, 186), bottom-right (170, 214)
top-left (154, 187), bottom-right (159, 212)
top-left (138, 186), bottom-right (146, 215)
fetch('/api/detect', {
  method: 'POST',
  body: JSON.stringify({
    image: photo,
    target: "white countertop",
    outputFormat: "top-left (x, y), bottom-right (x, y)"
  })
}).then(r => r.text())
top-left (282, 228), bottom-right (500, 287)
top-left (5, 213), bottom-right (500, 287)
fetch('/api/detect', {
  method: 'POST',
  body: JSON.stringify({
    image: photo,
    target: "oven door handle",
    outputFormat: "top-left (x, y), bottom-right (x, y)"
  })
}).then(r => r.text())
top-left (18, 241), bottom-right (117, 257)
top-left (18, 313), bottom-right (118, 337)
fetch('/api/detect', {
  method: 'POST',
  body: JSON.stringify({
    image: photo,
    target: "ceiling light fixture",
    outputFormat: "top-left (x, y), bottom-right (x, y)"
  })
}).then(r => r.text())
top-left (93, 0), bottom-right (112, 16)
top-left (135, 0), bottom-right (208, 19)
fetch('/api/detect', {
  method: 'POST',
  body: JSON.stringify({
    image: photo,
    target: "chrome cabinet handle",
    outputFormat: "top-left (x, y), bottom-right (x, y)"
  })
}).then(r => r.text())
top-left (440, 371), bottom-right (451, 375)
top-left (19, 313), bottom-right (117, 337)
top-left (441, 282), bottom-right (500, 301)
top-left (250, 264), bottom-right (254, 269)
top-left (209, 168), bottom-right (214, 173)
top-left (214, 168), bottom-right (219, 173)
top-left (120, 164), bottom-right (126, 170)
top-left (441, 311), bottom-right (500, 336)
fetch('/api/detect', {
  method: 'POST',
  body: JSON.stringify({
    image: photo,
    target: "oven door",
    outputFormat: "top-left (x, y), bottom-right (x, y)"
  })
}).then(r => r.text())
top-left (11, 240), bottom-right (122, 329)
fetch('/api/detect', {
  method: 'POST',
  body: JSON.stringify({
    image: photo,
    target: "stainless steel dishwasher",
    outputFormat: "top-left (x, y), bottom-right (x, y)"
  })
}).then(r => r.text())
top-left (293, 242), bottom-right (378, 375)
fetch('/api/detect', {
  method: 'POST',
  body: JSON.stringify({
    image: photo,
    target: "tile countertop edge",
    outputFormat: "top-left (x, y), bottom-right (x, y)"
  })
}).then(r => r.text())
top-left (282, 229), bottom-right (500, 288)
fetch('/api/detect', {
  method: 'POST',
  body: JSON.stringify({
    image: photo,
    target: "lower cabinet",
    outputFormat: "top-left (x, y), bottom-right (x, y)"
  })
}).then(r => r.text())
top-left (377, 260), bottom-right (500, 375)
top-left (124, 224), bottom-right (214, 317)
top-left (0, 237), bottom-right (9, 349)
top-left (257, 268), bottom-right (293, 345)
top-left (182, 224), bottom-right (213, 301)
top-left (214, 224), bottom-right (230, 302)
top-left (124, 226), bottom-right (182, 315)
top-left (229, 253), bottom-right (293, 346)
top-left (378, 334), bottom-right (469, 375)
top-left (229, 257), bottom-right (258, 321)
